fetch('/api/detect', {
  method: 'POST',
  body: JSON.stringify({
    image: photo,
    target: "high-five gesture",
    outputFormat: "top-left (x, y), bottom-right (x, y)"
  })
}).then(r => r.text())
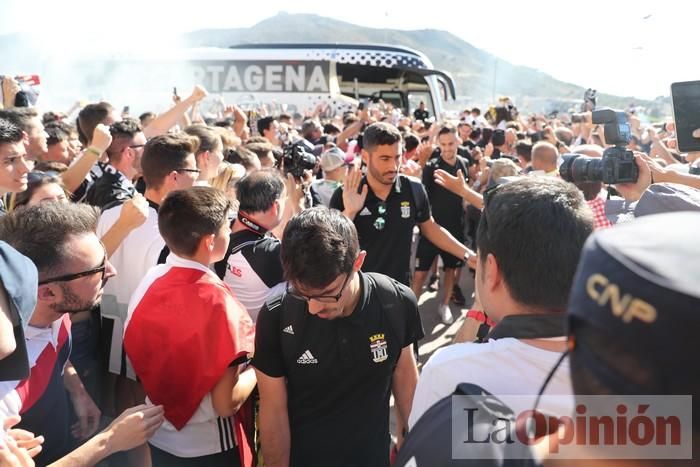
top-left (342, 165), bottom-right (368, 220)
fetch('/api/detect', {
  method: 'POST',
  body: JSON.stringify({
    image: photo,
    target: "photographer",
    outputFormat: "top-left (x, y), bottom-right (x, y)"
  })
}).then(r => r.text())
top-left (214, 169), bottom-right (303, 322)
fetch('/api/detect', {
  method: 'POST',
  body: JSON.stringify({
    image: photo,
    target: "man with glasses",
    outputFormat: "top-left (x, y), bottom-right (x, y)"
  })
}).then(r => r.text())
top-left (85, 119), bottom-right (147, 209)
top-left (254, 207), bottom-right (423, 467)
top-left (96, 133), bottom-right (199, 425)
top-left (0, 202), bottom-right (115, 465)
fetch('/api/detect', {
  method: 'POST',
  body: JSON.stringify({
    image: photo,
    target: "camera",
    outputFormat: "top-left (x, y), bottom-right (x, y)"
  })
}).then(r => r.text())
top-left (282, 138), bottom-right (317, 178)
top-left (559, 108), bottom-right (638, 184)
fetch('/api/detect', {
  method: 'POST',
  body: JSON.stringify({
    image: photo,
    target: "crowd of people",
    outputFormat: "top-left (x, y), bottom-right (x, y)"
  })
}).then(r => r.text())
top-left (0, 78), bottom-right (698, 467)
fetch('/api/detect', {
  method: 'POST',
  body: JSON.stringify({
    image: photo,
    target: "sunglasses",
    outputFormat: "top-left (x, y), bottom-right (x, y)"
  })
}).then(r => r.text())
top-left (286, 271), bottom-right (352, 303)
top-left (38, 254), bottom-right (107, 286)
top-left (175, 168), bottom-right (201, 174)
top-left (373, 201), bottom-right (387, 231)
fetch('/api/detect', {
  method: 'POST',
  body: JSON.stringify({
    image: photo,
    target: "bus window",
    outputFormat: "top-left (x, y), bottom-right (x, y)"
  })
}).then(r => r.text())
top-left (377, 91), bottom-right (406, 111)
top-left (408, 92), bottom-right (435, 118)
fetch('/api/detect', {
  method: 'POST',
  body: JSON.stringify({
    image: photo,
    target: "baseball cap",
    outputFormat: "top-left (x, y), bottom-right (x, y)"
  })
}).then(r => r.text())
top-left (0, 241), bottom-right (38, 381)
top-left (567, 212), bottom-right (700, 397)
top-left (320, 147), bottom-right (347, 172)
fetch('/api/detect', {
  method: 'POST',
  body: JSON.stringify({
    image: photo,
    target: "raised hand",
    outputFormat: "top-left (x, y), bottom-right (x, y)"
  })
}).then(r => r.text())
top-left (342, 165), bottom-right (368, 219)
top-left (90, 124), bottom-right (112, 154)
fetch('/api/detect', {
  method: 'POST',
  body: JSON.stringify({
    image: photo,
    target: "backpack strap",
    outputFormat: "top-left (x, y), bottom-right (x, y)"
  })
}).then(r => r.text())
top-left (366, 273), bottom-right (421, 355)
top-left (405, 175), bottom-right (429, 221)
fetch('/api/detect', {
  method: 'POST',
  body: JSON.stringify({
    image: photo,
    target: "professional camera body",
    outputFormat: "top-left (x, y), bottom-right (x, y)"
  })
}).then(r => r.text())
top-left (282, 138), bottom-right (317, 178)
top-left (559, 108), bottom-right (638, 184)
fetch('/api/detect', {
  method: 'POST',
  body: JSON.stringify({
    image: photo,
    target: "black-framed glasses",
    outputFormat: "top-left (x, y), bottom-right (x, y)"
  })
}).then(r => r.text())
top-left (373, 201), bottom-right (387, 231)
top-left (175, 168), bottom-right (201, 174)
top-left (38, 255), bottom-right (107, 286)
top-left (286, 271), bottom-right (352, 303)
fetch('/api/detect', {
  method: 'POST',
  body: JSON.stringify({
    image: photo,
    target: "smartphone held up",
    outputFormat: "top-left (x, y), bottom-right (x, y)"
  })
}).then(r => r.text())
top-left (671, 80), bottom-right (700, 153)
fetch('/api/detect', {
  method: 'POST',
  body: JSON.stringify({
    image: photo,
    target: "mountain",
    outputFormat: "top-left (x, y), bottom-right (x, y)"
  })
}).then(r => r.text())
top-left (0, 13), bottom-right (669, 116)
top-left (183, 13), bottom-right (668, 115)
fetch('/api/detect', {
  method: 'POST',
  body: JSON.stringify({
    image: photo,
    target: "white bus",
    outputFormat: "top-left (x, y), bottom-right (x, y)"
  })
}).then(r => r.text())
top-left (71, 43), bottom-right (457, 119)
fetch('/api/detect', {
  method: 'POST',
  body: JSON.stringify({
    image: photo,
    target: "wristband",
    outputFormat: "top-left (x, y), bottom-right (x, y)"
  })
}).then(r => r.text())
top-left (465, 309), bottom-right (495, 327)
top-left (85, 147), bottom-right (101, 157)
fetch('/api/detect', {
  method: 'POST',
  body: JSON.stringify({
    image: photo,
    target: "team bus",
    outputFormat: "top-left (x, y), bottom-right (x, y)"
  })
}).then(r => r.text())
top-left (72, 43), bottom-right (457, 118)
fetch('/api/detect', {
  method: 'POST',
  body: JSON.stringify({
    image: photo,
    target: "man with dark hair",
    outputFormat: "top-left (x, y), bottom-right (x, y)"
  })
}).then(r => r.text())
top-left (413, 101), bottom-right (429, 122)
top-left (257, 116), bottom-right (281, 147)
top-left (301, 119), bottom-right (322, 145)
top-left (254, 207), bottom-right (423, 467)
top-left (0, 118), bottom-right (30, 213)
top-left (515, 139), bottom-right (533, 171)
top-left (77, 102), bottom-right (118, 147)
top-left (139, 111), bottom-right (156, 128)
top-left (224, 146), bottom-right (261, 173)
top-left (412, 125), bottom-right (471, 323)
top-left (214, 169), bottom-right (298, 321)
top-left (96, 133), bottom-right (199, 413)
top-left (409, 177), bottom-right (593, 427)
top-left (0, 202), bottom-right (114, 465)
top-left (330, 122), bottom-right (474, 291)
top-left (245, 141), bottom-right (276, 169)
top-left (124, 187), bottom-right (255, 466)
top-left (0, 107), bottom-right (48, 159)
top-left (85, 119), bottom-right (146, 209)
top-left (42, 123), bottom-right (72, 165)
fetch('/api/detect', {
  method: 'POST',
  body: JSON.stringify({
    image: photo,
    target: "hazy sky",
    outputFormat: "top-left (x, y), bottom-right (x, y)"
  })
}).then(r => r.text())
top-left (1, 0), bottom-right (696, 100)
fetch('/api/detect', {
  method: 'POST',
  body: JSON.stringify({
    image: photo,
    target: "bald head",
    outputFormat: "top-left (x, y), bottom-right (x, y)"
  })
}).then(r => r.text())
top-left (531, 142), bottom-right (558, 172)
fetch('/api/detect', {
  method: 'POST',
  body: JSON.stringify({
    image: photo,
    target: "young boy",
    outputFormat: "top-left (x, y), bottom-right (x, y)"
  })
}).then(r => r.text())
top-left (124, 187), bottom-right (255, 467)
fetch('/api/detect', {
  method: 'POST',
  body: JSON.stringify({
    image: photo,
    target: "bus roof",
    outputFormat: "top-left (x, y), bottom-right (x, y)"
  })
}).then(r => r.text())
top-left (227, 43), bottom-right (433, 69)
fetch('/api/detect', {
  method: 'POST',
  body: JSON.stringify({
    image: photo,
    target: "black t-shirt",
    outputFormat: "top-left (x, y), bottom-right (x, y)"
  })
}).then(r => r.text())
top-left (253, 272), bottom-right (424, 467)
top-left (460, 140), bottom-right (476, 151)
top-left (84, 166), bottom-right (134, 210)
top-left (422, 156), bottom-right (469, 234)
top-left (213, 229), bottom-right (284, 321)
top-left (329, 175), bottom-right (431, 285)
top-left (413, 109), bottom-right (429, 121)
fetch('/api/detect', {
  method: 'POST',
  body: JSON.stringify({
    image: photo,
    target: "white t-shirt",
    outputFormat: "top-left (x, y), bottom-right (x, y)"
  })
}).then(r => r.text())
top-left (97, 203), bottom-right (167, 378)
top-left (409, 337), bottom-right (573, 429)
